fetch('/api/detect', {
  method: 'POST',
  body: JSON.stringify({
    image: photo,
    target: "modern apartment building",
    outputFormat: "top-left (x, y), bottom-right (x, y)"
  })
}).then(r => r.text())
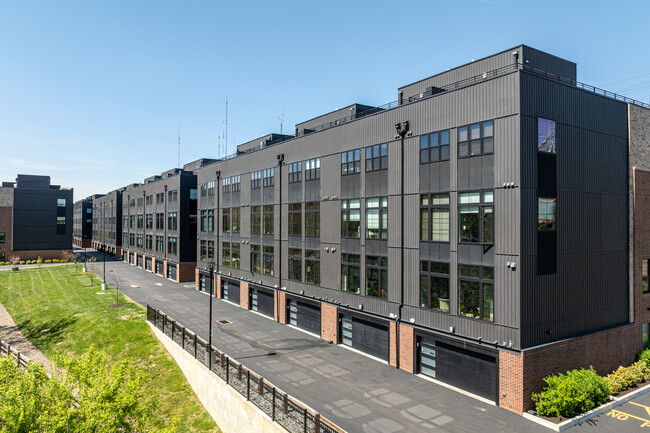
top-left (73, 195), bottom-right (101, 248)
top-left (0, 174), bottom-right (73, 261)
top-left (188, 45), bottom-right (650, 413)
top-left (121, 166), bottom-right (199, 282)
top-left (91, 188), bottom-right (123, 257)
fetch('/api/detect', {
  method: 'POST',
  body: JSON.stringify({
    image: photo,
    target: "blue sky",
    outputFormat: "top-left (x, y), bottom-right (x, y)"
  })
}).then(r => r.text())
top-left (1, 0), bottom-right (649, 200)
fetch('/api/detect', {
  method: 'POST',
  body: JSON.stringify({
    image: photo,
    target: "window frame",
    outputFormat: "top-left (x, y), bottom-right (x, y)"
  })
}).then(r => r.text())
top-left (341, 199), bottom-right (361, 239)
top-left (341, 149), bottom-right (361, 175)
top-left (457, 120), bottom-right (494, 158)
top-left (420, 193), bottom-right (450, 242)
top-left (341, 253), bottom-right (361, 294)
top-left (419, 261), bottom-right (450, 312)
top-left (288, 162), bottom-right (302, 183)
top-left (305, 158), bottom-right (321, 180)
top-left (365, 143), bottom-right (388, 172)
top-left (305, 202), bottom-right (320, 237)
top-left (365, 255), bottom-right (388, 299)
top-left (458, 264), bottom-right (494, 322)
top-left (419, 130), bottom-right (450, 164)
top-left (288, 203), bottom-right (302, 236)
top-left (458, 190), bottom-right (494, 244)
top-left (305, 249), bottom-right (320, 285)
top-left (365, 197), bottom-right (388, 240)
top-left (288, 248), bottom-right (302, 281)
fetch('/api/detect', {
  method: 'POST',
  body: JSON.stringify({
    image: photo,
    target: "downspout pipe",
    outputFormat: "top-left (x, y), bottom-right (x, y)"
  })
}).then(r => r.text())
top-left (395, 121), bottom-right (409, 370)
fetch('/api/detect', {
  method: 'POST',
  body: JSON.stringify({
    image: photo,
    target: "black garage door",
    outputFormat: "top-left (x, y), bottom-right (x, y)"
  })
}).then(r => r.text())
top-left (167, 264), bottom-right (177, 281)
top-left (251, 288), bottom-right (274, 317)
top-left (419, 337), bottom-right (497, 401)
top-left (145, 257), bottom-right (152, 271)
top-left (341, 315), bottom-right (389, 361)
top-left (223, 280), bottom-right (240, 304)
top-left (288, 299), bottom-right (321, 335)
top-left (155, 261), bottom-right (163, 275)
top-left (137, 255), bottom-right (143, 267)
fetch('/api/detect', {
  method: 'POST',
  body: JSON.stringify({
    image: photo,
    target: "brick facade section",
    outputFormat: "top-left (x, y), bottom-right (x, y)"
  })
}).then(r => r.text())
top-left (141, 254), bottom-right (146, 270)
top-left (215, 275), bottom-right (221, 298)
top-left (398, 324), bottom-right (415, 373)
top-left (240, 282), bottom-right (250, 310)
top-left (633, 169), bottom-right (650, 335)
top-left (163, 260), bottom-right (168, 278)
top-left (177, 262), bottom-right (196, 283)
top-left (389, 322), bottom-right (397, 367)
top-left (275, 291), bottom-right (286, 324)
top-left (498, 351), bottom-right (524, 414)
top-left (195, 268), bottom-right (200, 291)
top-left (320, 303), bottom-right (338, 342)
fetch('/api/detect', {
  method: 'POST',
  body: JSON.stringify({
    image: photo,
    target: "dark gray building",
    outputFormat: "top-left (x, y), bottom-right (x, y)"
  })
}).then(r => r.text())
top-left (189, 45), bottom-right (650, 413)
top-left (91, 188), bottom-right (123, 257)
top-left (0, 174), bottom-right (73, 261)
top-left (73, 195), bottom-right (101, 248)
top-left (121, 165), bottom-right (199, 282)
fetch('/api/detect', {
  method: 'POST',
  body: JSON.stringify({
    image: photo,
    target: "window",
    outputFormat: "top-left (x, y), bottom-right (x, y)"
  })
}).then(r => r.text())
top-left (222, 242), bottom-right (231, 267)
top-left (167, 212), bottom-right (178, 231)
top-left (145, 234), bottom-right (152, 249)
top-left (251, 206), bottom-right (261, 234)
top-left (0, 233), bottom-right (4, 243)
top-left (263, 168), bottom-right (274, 187)
top-left (305, 202), bottom-right (320, 236)
top-left (223, 178), bottom-right (231, 193)
top-left (155, 236), bottom-right (164, 253)
top-left (263, 205), bottom-right (273, 234)
top-left (458, 265), bottom-right (494, 321)
top-left (137, 197), bottom-right (143, 207)
top-left (205, 181), bottom-right (214, 196)
top-left (420, 130), bottom-right (450, 163)
top-left (123, 215), bottom-right (128, 228)
top-left (289, 203), bottom-right (302, 236)
top-left (341, 253), bottom-right (361, 294)
top-left (223, 208), bottom-right (231, 232)
top-left (420, 193), bottom-right (450, 242)
top-left (145, 195), bottom-right (153, 206)
top-left (366, 256), bottom-right (388, 299)
top-left (305, 250), bottom-right (320, 285)
top-left (458, 120), bottom-right (494, 158)
top-left (305, 158), bottom-right (320, 180)
top-left (538, 118), bottom-right (556, 153)
top-left (207, 210), bottom-right (214, 232)
top-left (231, 208), bottom-right (240, 233)
top-left (365, 143), bottom-right (388, 172)
top-left (57, 198), bottom-right (66, 207)
top-left (129, 233), bottom-right (134, 246)
top-left (200, 210), bottom-right (207, 232)
top-left (420, 261), bottom-right (450, 312)
top-left (156, 213), bottom-right (164, 230)
top-left (644, 323), bottom-right (650, 350)
top-left (57, 217), bottom-right (66, 234)
top-left (538, 198), bottom-right (556, 231)
top-left (263, 246), bottom-right (274, 275)
top-left (200, 183), bottom-right (208, 197)
top-left (341, 199), bottom-right (361, 238)
top-left (232, 175), bottom-right (241, 192)
top-left (200, 240), bottom-right (207, 260)
top-left (289, 248), bottom-right (302, 281)
top-left (167, 236), bottom-right (178, 255)
top-left (231, 243), bottom-right (240, 269)
top-left (207, 241), bottom-right (214, 260)
top-left (366, 197), bottom-right (388, 239)
top-left (146, 213), bottom-right (153, 230)
top-left (129, 215), bottom-right (135, 229)
top-left (251, 245), bottom-right (261, 273)
top-left (288, 162), bottom-right (302, 183)
top-left (458, 191), bottom-right (493, 244)
top-left (137, 214), bottom-right (143, 229)
top-left (168, 189), bottom-right (178, 202)
top-left (156, 192), bottom-right (164, 203)
top-left (251, 171), bottom-right (261, 189)
top-left (341, 149), bottom-right (361, 175)
top-left (137, 234), bottom-right (143, 247)
top-left (644, 260), bottom-right (649, 294)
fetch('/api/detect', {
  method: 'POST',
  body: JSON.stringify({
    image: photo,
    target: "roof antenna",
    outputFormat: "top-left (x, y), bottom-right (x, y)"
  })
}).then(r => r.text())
top-left (177, 124), bottom-right (181, 168)
top-left (225, 97), bottom-right (228, 156)
top-left (278, 108), bottom-right (285, 135)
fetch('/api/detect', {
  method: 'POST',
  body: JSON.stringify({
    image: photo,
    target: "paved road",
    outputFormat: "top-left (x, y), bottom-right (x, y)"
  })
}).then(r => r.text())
top-left (572, 391), bottom-right (650, 432)
top-left (82, 248), bottom-right (545, 433)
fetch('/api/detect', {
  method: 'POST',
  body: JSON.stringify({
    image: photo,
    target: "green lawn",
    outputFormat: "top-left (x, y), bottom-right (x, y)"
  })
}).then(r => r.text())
top-left (0, 265), bottom-right (220, 433)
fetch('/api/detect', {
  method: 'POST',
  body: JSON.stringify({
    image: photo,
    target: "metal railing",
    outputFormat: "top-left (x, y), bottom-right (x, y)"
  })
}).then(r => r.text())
top-left (0, 339), bottom-right (31, 369)
top-left (147, 305), bottom-right (345, 433)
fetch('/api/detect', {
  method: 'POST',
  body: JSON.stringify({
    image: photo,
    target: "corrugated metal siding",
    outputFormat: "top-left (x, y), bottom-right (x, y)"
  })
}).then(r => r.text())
top-left (388, 247), bottom-right (401, 303)
top-left (521, 46), bottom-right (576, 81)
top-left (495, 188), bottom-right (520, 256)
top-left (388, 195), bottom-right (401, 249)
top-left (404, 248), bottom-right (419, 306)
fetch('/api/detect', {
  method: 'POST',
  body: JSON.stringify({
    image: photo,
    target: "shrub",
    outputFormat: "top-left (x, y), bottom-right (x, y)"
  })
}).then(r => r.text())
top-left (19, 261), bottom-right (25, 265)
top-left (638, 348), bottom-right (650, 365)
top-left (605, 361), bottom-right (650, 395)
top-left (36, 256), bottom-right (43, 265)
top-left (44, 259), bottom-right (52, 264)
top-left (532, 367), bottom-right (610, 418)
top-left (8, 255), bottom-right (20, 265)
top-left (53, 259), bottom-right (59, 263)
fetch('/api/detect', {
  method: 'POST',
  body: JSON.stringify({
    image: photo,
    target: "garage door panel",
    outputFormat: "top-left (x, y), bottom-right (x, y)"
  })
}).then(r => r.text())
top-left (298, 302), bottom-right (321, 335)
top-left (340, 315), bottom-right (389, 361)
top-left (252, 289), bottom-right (274, 317)
top-left (223, 280), bottom-right (240, 304)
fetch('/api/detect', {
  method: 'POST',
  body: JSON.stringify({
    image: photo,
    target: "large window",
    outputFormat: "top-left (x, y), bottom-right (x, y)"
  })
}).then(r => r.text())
top-left (458, 265), bottom-right (494, 322)
top-left (251, 171), bottom-right (261, 189)
top-left (305, 202), bottom-right (320, 237)
top-left (156, 213), bottom-right (164, 230)
top-left (207, 241), bottom-right (214, 260)
top-left (538, 118), bottom-right (556, 153)
top-left (420, 130), bottom-right (450, 163)
top-left (57, 198), bottom-right (66, 207)
top-left (305, 158), bottom-right (321, 180)
top-left (200, 240), bottom-right (207, 261)
top-left (458, 191), bottom-right (493, 244)
top-left (145, 234), bottom-right (152, 249)
top-left (341, 149), bottom-right (361, 175)
top-left (168, 189), bottom-right (178, 202)
top-left (200, 210), bottom-right (206, 232)
top-left (251, 206), bottom-right (261, 234)
top-left (167, 236), bottom-right (178, 255)
top-left (263, 205), bottom-right (273, 234)
top-left (305, 250), bottom-right (320, 285)
top-left (231, 208), bottom-right (240, 233)
top-left (289, 203), bottom-right (302, 236)
top-left (263, 168), bottom-right (274, 187)
top-left (231, 175), bottom-right (241, 192)
top-left (420, 193), bottom-right (450, 242)
top-left (289, 248), bottom-right (302, 281)
top-left (156, 192), bottom-right (164, 203)
top-left (145, 213), bottom-right (153, 230)
top-left (155, 236), bottom-right (164, 252)
top-left (365, 143), bottom-right (388, 172)
top-left (231, 243), bottom-right (240, 269)
top-left (366, 197), bottom-right (388, 239)
top-left (207, 210), bottom-right (214, 232)
top-left (288, 162), bottom-right (302, 183)
top-left (341, 199), bottom-right (361, 238)
top-left (538, 198), bottom-right (556, 231)
top-left (263, 246), bottom-right (274, 275)
top-left (458, 120), bottom-right (494, 158)
top-left (137, 214), bottom-right (143, 229)
top-left (251, 245), bottom-right (261, 273)
top-left (137, 234), bottom-right (143, 247)
top-left (222, 242), bottom-right (231, 267)
top-left (341, 253), bottom-right (360, 294)
top-left (223, 178), bottom-right (231, 193)
top-left (223, 208), bottom-right (231, 232)
top-left (420, 261), bottom-right (450, 312)
top-left (167, 212), bottom-right (178, 231)
top-left (366, 256), bottom-right (388, 299)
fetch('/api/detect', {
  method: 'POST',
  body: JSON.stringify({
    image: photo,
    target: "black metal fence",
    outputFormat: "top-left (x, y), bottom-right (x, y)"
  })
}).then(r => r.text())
top-left (0, 340), bottom-right (30, 369)
top-left (147, 305), bottom-right (344, 433)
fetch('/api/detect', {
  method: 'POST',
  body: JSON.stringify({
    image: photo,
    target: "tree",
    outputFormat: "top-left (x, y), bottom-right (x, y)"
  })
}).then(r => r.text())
top-left (87, 257), bottom-right (97, 286)
top-left (0, 348), bottom-right (178, 432)
top-left (61, 250), bottom-right (78, 275)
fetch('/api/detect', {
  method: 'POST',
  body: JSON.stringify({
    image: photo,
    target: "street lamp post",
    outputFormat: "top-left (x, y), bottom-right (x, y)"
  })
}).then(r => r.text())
top-left (101, 248), bottom-right (107, 290)
top-left (207, 260), bottom-right (216, 369)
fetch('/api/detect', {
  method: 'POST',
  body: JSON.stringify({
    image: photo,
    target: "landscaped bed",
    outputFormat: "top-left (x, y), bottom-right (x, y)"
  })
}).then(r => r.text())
top-left (0, 266), bottom-right (220, 433)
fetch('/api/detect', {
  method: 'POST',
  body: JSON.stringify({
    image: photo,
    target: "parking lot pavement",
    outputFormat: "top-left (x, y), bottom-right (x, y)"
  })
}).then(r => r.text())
top-left (572, 391), bottom-right (650, 432)
top-left (82, 249), bottom-right (547, 433)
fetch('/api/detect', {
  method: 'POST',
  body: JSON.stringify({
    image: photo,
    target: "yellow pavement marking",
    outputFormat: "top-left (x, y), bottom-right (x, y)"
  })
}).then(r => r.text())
top-left (606, 409), bottom-right (650, 427)
top-left (631, 402), bottom-right (650, 417)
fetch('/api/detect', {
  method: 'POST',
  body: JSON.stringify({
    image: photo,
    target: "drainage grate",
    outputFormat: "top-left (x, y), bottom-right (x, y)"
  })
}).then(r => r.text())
top-left (217, 320), bottom-right (231, 325)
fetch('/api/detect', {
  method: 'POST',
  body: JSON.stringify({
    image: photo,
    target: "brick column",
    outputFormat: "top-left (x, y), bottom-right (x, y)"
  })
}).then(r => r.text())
top-left (240, 282), bottom-right (250, 310)
top-left (399, 323), bottom-right (415, 373)
top-left (195, 268), bottom-right (200, 291)
top-left (142, 254), bottom-right (146, 270)
top-left (389, 322), bottom-right (397, 367)
top-left (321, 303), bottom-right (338, 342)
top-left (275, 291), bottom-right (287, 324)
top-left (163, 260), bottom-right (168, 278)
top-left (215, 274), bottom-right (221, 298)
top-left (151, 257), bottom-right (156, 273)
top-left (499, 351), bottom-right (524, 414)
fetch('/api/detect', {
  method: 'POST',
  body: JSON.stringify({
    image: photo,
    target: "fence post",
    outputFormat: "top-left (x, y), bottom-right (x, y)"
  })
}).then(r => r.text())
top-left (283, 393), bottom-right (288, 414)
top-left (226, 357), bottom-right (229, 384)
top-left (238, 364), bottom-right (242, 381)
top-left (194, 334), bottom-right (197, 359)
top-left (315, 413), bottom-right (321, 433)
top-left (258, 377), bottom-right (264, 395)
top-left (246, 370), bottom-right (250, 400)
top-left (303, 408), bottom-right (308, 433)
top-left (272, 388), bottom-right (276, 421)
top-left (182, 327), bottom-right (185, 350)
top-left (171, 319), bottom-right (174, 341)
top-left (16, 350), bottom-right (20, 367)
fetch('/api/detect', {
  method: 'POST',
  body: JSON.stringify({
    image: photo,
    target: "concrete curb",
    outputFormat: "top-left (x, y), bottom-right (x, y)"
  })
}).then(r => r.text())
top-left (522, 382), bottom-right (650, 431)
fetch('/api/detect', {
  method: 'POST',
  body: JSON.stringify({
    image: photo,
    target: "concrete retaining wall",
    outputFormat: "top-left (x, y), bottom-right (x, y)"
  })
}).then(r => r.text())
top-left (149, 323), bottom-right (286, 433)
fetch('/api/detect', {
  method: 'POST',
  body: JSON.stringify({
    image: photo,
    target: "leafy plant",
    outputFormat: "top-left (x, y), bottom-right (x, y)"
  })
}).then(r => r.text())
top-left (9, 255), bottom-right (20, 265)
top-left (532, 367), bottom-right (610, 418)
top-left (605, 361), bottom-right (650, 395)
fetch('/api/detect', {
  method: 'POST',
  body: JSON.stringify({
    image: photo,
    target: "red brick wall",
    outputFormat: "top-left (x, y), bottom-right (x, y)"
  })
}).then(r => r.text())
top-left (215, 275), bottom-right (221, 298)
top-left (634, 169), bottom-right (650, 336)
top-left (321, 303), bottom-right (338, 342)
top-left (141, 254), bottom-right (146, 270)
top-left (177, 262), bottom-right (196, 283)
top-left (398, 324), bottom-right (415, 373)
top-left (276, 291), bottom-right (286, 324)
top-left (195, 268), bottom-right (200, 291)
top-left (240, 282), bottom-right (250, 310)
top-left (499, 351), bottom-right (524, 414)
top-left (163, 260), bottom-right (168, 278)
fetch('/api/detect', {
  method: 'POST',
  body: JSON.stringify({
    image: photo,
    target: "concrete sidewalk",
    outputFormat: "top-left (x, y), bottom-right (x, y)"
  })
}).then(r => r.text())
top-left (91, 250), bottom-right (544, 433)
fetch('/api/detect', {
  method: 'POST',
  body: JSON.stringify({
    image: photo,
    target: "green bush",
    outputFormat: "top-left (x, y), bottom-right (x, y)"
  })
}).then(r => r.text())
top-left (19, 261), bottom-right (25, 265)
top-left (53, 259), bottom-right (59, 263)
top-left (638, 348), bottom-right (650, 365)
top-left (44, 259), bottom-right (52, 264)
top-left (532, 367), bottom-right (610, 418)
top-left (36, 256), bottom-right (43, 265)
top-left (605, 361), bottom-right (650, 395)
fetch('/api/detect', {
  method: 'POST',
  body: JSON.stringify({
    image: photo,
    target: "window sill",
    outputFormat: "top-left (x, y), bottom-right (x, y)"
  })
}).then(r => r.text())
top-left (458, 242), bottom-right (494, 246)
top-left (457, 152), bottom-right (494, 159)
